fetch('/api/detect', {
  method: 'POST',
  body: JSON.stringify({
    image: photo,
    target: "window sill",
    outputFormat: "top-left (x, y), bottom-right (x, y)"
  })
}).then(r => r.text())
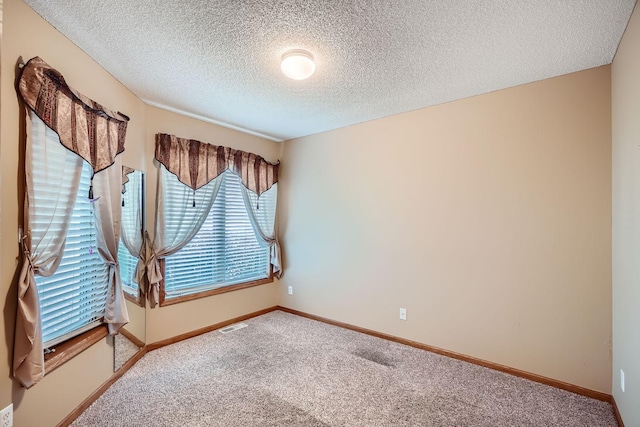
top-left (44, 325), bottom-right (109, 375)
top-left (159, 276), bottom-right (274, 307)
top-left (124, 289), bottom-right (144, 307)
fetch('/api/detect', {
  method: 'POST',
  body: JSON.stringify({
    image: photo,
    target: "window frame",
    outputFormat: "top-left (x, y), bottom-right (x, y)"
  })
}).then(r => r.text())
top-left (159, 259), bottom-right (273, 306)
top-left (119, 168), bottom-right (145, 307)
top-left (34, 159), bottom-right (111, 350)
top-left (43, 325), bottom-right (109, 375)
top-left (123, 286), bottom-right (144, 306)
top-left (158, 170), bottom-right (275, 306)
top-left (25, 114), bottom-right (112, 374)
top-left (119, 231), bottom-right (145, 307)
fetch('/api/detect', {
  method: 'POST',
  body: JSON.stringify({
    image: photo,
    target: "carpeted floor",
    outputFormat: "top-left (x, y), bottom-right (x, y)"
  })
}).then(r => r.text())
top-left (113, 333), bottom-right (140, 372)
top-left (72, 310), bottom-right (617, 426)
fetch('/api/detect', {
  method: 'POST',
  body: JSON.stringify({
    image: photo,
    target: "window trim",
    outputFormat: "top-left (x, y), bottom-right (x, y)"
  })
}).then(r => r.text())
top-left (158, 168), bottom-right (275, 306)
top-left (159, 259), bottom-right (274, 306)
top-left (123, 290), bottom-right (144, 307)
top-left (119, 168), bottom-right (145, 308)
top-left (43, 324), bottom-right (109, 375)
top-left (31, 142), bottom-right (111, 349)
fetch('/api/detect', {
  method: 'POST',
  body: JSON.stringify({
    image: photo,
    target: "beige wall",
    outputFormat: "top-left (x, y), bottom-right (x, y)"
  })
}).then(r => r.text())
top-left (11, 340), bottom-right (114, 427)
top-left (0, 0), bottom-right (620, 424)
top-left (123, 299), bottom-right (145, 344)
top-left (0, 0), bottom-right (279, 425)
top-left (279, 66), bottom-right (612, 393)
top-left (145, 283), bottom-right (278, 344)
top-left (612, 3), bottom-right (640, 426)
top-left (0, 0), bottom-right (6, 414)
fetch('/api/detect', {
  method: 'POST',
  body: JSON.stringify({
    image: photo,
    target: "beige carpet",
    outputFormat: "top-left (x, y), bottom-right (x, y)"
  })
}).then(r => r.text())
top-left (113, 333), bottom-right (140, 372)
top-left (72, 311), bottom-right (617, 426)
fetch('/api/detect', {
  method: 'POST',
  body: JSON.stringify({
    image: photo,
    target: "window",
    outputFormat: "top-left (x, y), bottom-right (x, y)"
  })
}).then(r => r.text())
top-left (16, 60), bottom-right (131, 387)
top-left (119, 169), bottom-right (144, 297)
top-left (163, 169), bottom-right (270, 298)
top-left (118, 242), bottom-right (139, 296)
top-left (34, 160), bottom-right (109, 348)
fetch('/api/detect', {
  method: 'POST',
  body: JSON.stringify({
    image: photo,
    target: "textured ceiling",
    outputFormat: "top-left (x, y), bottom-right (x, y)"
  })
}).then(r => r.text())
top-left (24, 0), bottom-right (637, 142)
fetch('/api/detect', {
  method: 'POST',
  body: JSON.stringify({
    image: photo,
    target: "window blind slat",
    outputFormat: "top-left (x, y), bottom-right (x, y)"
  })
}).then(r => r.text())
top-left (164, 170), bottom-right (270, 297)
top-left (119, 170), bottom-right (142, 295)
top-left (34, 157), bottom-right (109, 347)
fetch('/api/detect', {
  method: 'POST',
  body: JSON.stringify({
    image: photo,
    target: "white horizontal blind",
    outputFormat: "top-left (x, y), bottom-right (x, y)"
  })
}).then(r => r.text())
top-left (164, 170), bottom-right (269, 296)
top-left (118, 243), bottom-right (138, 294)
top-left (35, 161), bottom-right (109, 348)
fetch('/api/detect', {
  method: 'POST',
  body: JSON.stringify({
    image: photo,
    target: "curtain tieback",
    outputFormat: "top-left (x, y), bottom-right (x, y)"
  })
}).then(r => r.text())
top-left (21, 237), bottom-right (36, 272)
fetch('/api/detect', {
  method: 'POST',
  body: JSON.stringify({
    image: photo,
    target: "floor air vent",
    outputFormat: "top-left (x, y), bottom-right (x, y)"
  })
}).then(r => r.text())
top-left (219, 323), bottom-right (248, 334)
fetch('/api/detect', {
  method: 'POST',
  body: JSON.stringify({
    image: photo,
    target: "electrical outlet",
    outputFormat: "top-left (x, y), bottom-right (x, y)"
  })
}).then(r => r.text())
top-left (621, 369), bottom-right (625, 392)
top-left (399, 308), bottom-right (407, 320)
top-left (287, 286), bottom-right (293, 295)
top-left (1, 403), bottom-right (13, 427)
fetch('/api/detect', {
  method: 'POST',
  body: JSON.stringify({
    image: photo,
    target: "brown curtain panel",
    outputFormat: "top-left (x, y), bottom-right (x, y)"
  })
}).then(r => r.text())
top-left (19, 56), bottom-right (129, 173)
top-left (136, 231), bottom-right (154, 305)
top-left (155, 133), bottom-right (279, 195)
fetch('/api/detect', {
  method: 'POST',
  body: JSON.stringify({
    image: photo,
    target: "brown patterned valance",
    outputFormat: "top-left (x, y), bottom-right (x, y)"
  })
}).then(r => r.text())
top-left (18, 56), bottom-right (129, 173)
top-left (155, 133), bottom-right (279, 196)
top-left (122, 166), bottom-right (136, 194)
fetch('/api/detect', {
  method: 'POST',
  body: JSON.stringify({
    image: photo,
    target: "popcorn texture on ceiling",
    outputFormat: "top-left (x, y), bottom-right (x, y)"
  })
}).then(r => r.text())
top-left (24, 0), bottom-right (637, 142)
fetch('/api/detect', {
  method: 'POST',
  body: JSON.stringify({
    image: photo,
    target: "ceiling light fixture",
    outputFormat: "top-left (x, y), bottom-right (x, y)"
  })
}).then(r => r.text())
top-left (280, 49), bottom-right (315, 80)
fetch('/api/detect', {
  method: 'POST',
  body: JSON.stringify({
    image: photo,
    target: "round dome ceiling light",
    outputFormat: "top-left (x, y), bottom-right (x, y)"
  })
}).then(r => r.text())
top-left (281, 49), bottom-right (315, 80)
